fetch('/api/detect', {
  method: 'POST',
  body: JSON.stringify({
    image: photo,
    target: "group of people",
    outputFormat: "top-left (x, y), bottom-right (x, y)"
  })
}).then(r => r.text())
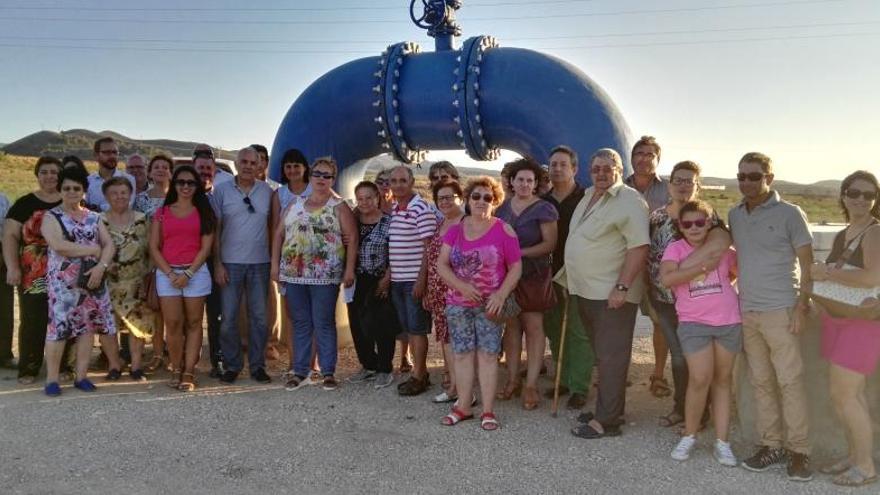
top-left (1, 135), bottom-right (878, 487)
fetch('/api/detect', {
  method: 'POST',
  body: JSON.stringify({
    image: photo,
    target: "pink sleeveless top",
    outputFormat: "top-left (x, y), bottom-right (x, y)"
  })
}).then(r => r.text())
top-left (158, 206), bottom-right (201, 265)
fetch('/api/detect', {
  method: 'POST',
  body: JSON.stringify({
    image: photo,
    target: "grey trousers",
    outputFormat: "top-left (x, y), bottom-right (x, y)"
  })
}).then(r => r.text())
top-left (574, 297), bottom-right (638, 428)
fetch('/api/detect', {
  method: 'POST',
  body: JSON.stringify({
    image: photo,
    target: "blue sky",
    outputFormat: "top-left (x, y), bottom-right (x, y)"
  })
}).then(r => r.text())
top-left (1, 0), bottom-right (877, 182)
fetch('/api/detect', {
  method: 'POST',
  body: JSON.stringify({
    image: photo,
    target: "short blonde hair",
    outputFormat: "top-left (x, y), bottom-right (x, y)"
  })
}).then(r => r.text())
top-left (311, 156), bottom-right (338, 176)
top-left (464, 176), bottom-right (505, 207)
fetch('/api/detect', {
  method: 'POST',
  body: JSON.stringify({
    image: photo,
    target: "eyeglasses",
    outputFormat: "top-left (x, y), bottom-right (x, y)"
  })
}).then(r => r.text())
top-left (174, 179), bottom-right (198, 188)
top-left (242, 196), bottom-right (255, 213)
top-left (678, 218), bottom-right (708, 229)
top-left (736, 172), bottom-right (766, 182)
top-left (311, 171), bottom-right (335, 180)
top-left (61, 185), bottom-right (83, 192)
top-left (591, 166), bottom-right (616, 175)
top-left (193, 150), bottom-right (214, 159)
top-left (437, 194), bottom-right (459, 203)
top-left (671, 177), bottom-right (696, 186)
top-left (470, 193), bottom-right (493, 203)
top-left (844, 188), bottom-right (877, 201)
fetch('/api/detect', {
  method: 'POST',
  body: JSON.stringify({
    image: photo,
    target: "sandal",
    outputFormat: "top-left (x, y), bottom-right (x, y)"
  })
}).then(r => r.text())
top-left (522, 386), bottom-right (540, 410)
top-left (832, 466), bottom-right (878, 487)
top-left (819, 458), bottom-right (852, 475)
top-left (658, 410), bottom-right (685, 428)
top-left (480, 412), bottom-right (500, 431)
top-left (649, 375), bottom-right (672, 398)
top-left (496, 379), bottom-right (522, 400)
top-left (178, 372), bottom-right (197, 392)
top-left (167, 369), bottom-right (183, 389)
top-left (144, 354), bottom-right (164, 373)
top-left (432, 391), bottom-right (459, 404)
top-left (441, 406), bottom-right (474, 426)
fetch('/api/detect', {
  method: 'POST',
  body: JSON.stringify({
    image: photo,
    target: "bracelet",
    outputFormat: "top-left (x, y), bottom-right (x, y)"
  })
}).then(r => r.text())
top-left (183, 269), bottom-right (194, 279)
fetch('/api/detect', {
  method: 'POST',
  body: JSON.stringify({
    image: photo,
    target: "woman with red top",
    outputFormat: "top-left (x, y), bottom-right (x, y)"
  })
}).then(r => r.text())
top-left (149, 165), bottom-right (215, 391)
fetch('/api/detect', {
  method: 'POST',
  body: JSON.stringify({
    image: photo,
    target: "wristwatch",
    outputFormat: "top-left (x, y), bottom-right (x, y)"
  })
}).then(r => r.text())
top-left (614, 283), bottom-right (629, 292)
top-left (100, 262), bottom-right (110, 269)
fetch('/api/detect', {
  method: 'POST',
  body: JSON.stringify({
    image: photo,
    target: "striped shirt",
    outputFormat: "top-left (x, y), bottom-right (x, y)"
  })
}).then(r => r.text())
top-left (389, 193), bottom-right (437, 282)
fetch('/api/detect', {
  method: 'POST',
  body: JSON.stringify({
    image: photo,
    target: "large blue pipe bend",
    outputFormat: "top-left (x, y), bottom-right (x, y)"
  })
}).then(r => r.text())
top-left (270, 36), bottom-right (633, 196)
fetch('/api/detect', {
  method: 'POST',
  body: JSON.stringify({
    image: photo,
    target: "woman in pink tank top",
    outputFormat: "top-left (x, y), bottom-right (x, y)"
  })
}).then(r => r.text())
top-left (149, 165), bottom-right (216, 392)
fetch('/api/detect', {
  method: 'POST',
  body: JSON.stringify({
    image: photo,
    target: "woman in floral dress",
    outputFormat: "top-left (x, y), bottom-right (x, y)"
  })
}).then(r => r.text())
top-left (102, 177), bottom-right (154, 381)
top-left (41, 166), bottom-right (117, 396)
top-left (272, 157), bottom-right (357, 391)
top-left (424, 180), bottom-right (464, 404)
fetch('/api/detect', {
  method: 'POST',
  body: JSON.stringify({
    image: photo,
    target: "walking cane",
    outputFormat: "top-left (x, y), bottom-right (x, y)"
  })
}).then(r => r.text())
top-left (550, 294), bottom-right (569, 417)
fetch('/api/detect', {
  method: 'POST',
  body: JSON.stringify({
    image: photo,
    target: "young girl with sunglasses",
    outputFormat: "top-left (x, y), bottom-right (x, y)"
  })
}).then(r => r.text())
top-left (660, 200), bottom-right (741, 466)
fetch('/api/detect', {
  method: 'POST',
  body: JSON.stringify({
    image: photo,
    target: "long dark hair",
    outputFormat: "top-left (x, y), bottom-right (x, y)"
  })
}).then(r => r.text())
top-left (839, 170), bottom-right (880, 222)
top-left (280, 148), bottom-right (310, 185)
top-left (164, 165), bottom-right (216, 235)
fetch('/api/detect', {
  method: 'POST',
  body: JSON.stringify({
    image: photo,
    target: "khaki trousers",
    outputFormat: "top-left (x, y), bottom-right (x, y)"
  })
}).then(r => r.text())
top-left (742, 308), bottom-right (811, 454)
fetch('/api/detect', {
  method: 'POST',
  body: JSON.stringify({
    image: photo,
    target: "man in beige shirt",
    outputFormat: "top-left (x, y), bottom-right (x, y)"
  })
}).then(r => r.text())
top-left (559, 148), bottom-right (650, 439)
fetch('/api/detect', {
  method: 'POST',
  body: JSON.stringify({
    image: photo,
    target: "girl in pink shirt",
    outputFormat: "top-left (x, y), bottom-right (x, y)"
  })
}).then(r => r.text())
top-left (660, 200), bottom-right (741, 466)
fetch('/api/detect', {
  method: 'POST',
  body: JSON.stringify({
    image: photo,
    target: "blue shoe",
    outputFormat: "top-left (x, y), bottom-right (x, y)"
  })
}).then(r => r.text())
top-left (74, 378), bottom-right (97, 392)
top-left (44, 382), bottom-right (62, 397)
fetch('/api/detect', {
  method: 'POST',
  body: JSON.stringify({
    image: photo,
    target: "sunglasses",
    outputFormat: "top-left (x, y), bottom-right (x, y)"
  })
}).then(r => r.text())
top-left (678, 218), bottom-right (708, 229)
top-left (375, 178), bottom-right (389, 186)
top-left (470, 193), bottom-right (494, 203)
top-left (430, 174), bottom-right (453, 182)
top-left (61, 185), bottom-right (83, 192)
top-left (844, 188), bottom-right (877, 201)
top-left (242, 196), bottom-right (255, 213)
top-left (736, 172), bottom-right (766, 182)
top-left (174, 179), bottom-right (198, 188)
top-left (311, 171), bottom-right (335, 180)
top-left (671, 177), bottom-right (696, 186)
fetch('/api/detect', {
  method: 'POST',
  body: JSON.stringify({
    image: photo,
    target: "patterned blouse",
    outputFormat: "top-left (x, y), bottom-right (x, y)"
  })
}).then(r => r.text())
top-left (356, 214), bottom-right (391, 277)
top-left (133, 190), bottom-right (165, 220)
top-left (279, 196), bottom-right (346, 285)
top-left (648, 206), bottom-right (722, 304)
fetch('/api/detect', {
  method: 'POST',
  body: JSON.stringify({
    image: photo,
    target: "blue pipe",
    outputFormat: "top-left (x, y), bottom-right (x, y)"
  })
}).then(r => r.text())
top-left (270, 37), bottom-right (632, 196)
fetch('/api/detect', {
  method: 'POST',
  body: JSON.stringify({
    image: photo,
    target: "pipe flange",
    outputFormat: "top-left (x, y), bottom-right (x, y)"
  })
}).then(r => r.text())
top-left (373, 42), bottom-right (426, 163)
top-left (453, 35), bottom-right (500, 161)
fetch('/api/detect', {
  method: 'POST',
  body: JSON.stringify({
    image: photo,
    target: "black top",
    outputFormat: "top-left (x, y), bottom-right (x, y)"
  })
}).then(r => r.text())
top-left (542, 183), bottom-right (586, 275)
top-left (826, 220), bottom-right (878, 268)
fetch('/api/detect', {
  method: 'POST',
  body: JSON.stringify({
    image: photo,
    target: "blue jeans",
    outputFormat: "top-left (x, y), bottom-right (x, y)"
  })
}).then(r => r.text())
top-left (284, 283), bottom-right (340, 377)
top-left (219, 263), bottom-right (270, 374)
top-left (390, 281), bottom-right (430, 335)
top-left (651, 297), bottom-right (688, 416)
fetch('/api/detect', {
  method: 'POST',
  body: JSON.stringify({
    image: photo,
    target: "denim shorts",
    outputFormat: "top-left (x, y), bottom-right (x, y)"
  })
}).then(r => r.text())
top-left (677, 322), bottom-right (743, 355)
top-left (156, 264), bottom-right (212, 298)
top-left (390, 281), bottom-right (430, 335)
top-left (445, 305), bottom-right (503, 354)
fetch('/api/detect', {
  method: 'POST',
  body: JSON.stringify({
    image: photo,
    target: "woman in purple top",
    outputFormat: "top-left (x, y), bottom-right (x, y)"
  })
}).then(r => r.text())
top-left (437, 176), bottom-right (521, 431)
top-left (494, 159), bottom-right (558, 410)
top-left (810, 170), bottom-right (880, 487)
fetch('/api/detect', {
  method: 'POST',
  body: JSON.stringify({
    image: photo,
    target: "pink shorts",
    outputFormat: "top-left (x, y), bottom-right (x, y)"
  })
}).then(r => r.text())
top-left (821, 312), bottom-right (880, 375)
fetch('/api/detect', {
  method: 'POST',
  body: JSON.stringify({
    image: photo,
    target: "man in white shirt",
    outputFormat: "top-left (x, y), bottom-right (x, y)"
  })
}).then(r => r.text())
top-left (86, 137), bottom-right (136, 211)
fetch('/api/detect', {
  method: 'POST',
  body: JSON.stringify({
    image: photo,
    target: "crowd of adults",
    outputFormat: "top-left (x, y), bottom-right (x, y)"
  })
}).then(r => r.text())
top-left (1, 135), bottom-right (878, 487)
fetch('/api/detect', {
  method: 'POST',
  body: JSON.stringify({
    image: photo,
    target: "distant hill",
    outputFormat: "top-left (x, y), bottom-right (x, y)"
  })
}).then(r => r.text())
top-left (1, 129), bottom-right (237, 161)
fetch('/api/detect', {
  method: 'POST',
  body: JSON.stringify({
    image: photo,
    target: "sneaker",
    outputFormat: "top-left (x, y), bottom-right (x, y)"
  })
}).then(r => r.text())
top-left (219, 370), bottom-right (239, 384)
top-left (130, 369), bottom-right (147, 382)
top-left (322, 375), bottom-right (338, 391)
top-left (44, 382), bottom-right (62, 397)
top-left (348, 369), bottom-right (376, 383)
top-left (742, 446), bottom-right (787, 472)
top-left (73, 378), bottom-right (97, 392)
top-left (284, 375), bottom-right (312, 391)
top-left (105, 368), bottom-right (122, 381)
top-left (18, 375), bottom-right (36, 385)
top-left (373, 372), bottom-right (394, 389)
top-left (671, 435), bottom-right (697, 461)
top-left (714, 439), bottom-right (738, 467)
top-left (251, 368), bottom-right (272, 384)
top-left (208, 365), bottom-right (224, 379)
top-left (787, 451), bottom-right (813, 482)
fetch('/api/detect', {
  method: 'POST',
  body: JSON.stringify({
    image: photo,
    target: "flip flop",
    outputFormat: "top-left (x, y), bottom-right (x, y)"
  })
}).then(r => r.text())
top-left (832, 467), bottom-right (878, 487)
top-left (441, 406), bottom-right (474, 426)
top-left (819, 459), bottom-right (851, 475)
top-left (649, 375), bottom-right (672, 398)
top-left (480, 412), bottom-right (500, 431)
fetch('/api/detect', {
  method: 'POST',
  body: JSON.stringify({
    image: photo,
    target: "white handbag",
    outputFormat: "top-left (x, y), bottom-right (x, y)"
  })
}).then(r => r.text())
top-left (809, 225), bottom-right (880, 320)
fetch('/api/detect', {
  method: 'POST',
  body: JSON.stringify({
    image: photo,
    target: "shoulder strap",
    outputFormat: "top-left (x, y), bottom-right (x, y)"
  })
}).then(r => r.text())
top-left (834, 220), bottom-right (878, 268)
top-left (50, 210), bottom-right (74, 242)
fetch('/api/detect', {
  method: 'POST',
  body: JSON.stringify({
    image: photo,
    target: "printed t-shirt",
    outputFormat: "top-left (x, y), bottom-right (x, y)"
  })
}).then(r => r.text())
top-left (442, 219), bottom-right (521, 308)
top-left (662, 239), bottom-right (741, 326)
